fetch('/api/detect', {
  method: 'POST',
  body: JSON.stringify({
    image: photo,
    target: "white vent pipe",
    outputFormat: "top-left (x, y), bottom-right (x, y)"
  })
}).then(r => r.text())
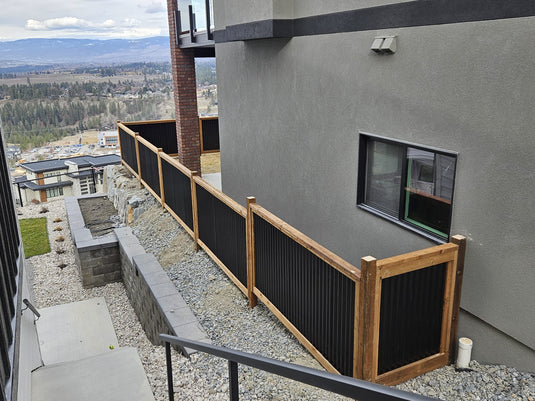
top-left (456, 337), bottom-right (473, 369)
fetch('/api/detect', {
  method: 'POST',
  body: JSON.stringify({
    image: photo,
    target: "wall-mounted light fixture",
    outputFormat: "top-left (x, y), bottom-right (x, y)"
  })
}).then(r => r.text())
top-left (371, 35), bottom-right (397, 54)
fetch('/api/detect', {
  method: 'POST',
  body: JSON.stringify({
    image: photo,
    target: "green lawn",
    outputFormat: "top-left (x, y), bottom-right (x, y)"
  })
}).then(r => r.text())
top-left (19, 218), bottom-right (50, 257)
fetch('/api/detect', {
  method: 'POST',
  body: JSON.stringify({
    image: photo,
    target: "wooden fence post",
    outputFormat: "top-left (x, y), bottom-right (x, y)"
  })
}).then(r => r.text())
top-left (246, 197), bottom-right (258, 308)
top-left (157, 148), bottom-right (165, 208)
top-left (359, 256), bottom-right (380, 382)
top-left (134, 133), bottom-right (142, 186)
top-left (353, 278), bottom-right (361, 379)
top-left (116, 120), bottom-right (122, 162)
top-left (449, 235), bottom-right (467, 363)
top-left (191, 171), bottom-right (200, 251)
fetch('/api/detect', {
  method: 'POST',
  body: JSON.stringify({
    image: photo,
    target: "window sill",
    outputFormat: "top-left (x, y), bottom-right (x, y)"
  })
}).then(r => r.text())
top-left (357, 203), bottom-right (448, 244)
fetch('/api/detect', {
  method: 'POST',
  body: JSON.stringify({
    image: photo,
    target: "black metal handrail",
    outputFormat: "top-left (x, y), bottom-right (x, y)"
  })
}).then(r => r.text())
top-left (160, 334), bottom-right (439, 401)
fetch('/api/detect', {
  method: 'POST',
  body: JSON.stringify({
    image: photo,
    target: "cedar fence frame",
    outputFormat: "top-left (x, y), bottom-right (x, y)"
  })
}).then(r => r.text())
top-left (116, 121), bottom-right (466, 386)
top-left (199, 116), bottom-right (220, 154)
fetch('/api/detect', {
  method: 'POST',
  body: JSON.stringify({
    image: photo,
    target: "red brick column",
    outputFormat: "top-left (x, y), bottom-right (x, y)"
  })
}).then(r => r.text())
top-left (167, 0), bottom-right (201, 173)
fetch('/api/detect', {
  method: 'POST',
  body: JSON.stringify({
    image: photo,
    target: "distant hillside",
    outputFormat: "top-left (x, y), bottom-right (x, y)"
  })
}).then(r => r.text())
top-left (0, 37), bottom-right (171, 69)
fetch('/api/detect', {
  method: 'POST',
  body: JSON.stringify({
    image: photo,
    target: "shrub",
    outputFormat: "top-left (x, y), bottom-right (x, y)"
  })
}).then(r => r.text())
top-left (55, 235), bottom-right (65, 242)
top-left (53, 226), bottom-right (63, 231)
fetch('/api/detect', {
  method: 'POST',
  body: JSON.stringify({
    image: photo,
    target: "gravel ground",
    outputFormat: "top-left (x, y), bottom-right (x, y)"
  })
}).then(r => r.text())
top-left (20, 199), bottom-right (185, 401)
top-left (20, 196), bottom-right (535, 401)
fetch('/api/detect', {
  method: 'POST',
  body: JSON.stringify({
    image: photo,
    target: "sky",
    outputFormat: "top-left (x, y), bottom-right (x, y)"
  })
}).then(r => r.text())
top-left (0, 0), bottom-right (170, 41)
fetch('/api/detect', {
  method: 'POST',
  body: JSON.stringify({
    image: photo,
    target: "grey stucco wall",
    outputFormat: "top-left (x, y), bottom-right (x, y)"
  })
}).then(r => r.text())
top-left (216, 14), bottom-right (535, 370)
top-left (291, 0), bottom-right (412, 19)
top-left (214, 0), bottom-right (294, 29)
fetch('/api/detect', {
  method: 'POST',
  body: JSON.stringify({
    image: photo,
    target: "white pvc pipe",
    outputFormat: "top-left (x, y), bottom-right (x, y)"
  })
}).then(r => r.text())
top-left (456, 337), bottom-right (473, 369)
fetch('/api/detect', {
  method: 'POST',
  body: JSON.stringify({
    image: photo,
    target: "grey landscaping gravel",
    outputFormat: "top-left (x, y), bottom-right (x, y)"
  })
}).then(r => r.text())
top-left (20, 199), bottom-right (184, 401)
top-left (21, 194), bottom-right (535, 401)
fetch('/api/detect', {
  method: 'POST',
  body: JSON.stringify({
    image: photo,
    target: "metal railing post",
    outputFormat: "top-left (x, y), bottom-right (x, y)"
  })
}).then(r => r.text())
top-left (165, 342), bottom-right (175, 401)
top-left (228, 360), bottom-right (239, 401)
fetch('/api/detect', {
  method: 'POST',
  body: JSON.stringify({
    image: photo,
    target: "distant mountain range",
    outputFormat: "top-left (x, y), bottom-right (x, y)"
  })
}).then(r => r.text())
top-left (0, 37), bottom-right (171, 69)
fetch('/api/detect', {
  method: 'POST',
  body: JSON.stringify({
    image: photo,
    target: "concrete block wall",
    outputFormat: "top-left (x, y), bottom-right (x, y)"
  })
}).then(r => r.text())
top-left (115, 227), bottom-right (209, 355)
top-left (65, 195), bottom-right (122, 288)
top-left (66, 195), bottom-right (210, 355)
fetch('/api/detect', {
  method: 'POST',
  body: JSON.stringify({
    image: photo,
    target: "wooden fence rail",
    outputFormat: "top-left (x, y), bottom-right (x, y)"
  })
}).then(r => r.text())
top-left (116, 121), bottom-right (466, 385)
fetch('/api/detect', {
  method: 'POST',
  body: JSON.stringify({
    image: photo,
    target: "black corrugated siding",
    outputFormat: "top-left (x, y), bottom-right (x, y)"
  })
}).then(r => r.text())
top-left (254, 215), bottom-right (355, 377)
top-left (119, 127), bottom-right (138, 173)
top-left (1, 130), bottom-right (21, 400)
top-left (138, 144), bottom-right (160, 197)
top-left (124, 122), bottom-right (179, 155)
top-left (196, 185), bottom-right (247, 287)
top-left (161, 159), bottom-right (193, 230)
top-left (378, 263), bottom-right (446, 375)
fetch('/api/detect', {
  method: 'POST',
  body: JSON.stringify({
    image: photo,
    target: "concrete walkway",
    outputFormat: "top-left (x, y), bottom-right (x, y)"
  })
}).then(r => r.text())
top-left (31, 297), bottom-right (155, 401)
top-left (202, 172), bottom-right (221, 190)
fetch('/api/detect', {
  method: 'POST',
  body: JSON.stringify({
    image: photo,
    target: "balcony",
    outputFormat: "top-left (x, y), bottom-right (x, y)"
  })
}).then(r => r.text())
top-left (175, 0), bottom-right (215, 54)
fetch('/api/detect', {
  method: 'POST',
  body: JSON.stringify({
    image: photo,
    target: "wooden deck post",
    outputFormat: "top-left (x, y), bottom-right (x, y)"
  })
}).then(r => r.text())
top-left (157, 148), bottom-right (165, 208)
top-left (449, 235), bottom-right (467, 363)
top-left (246, 197), bottom-right (258, 308)
top-left (191, 172), bottom-right (200, 251)
top-left (359, 256), bottom-right (380, 382)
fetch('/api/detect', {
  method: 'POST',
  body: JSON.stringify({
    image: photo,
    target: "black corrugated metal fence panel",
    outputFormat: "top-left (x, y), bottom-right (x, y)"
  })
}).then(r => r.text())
top-left (196, 185), bottom-right (247, 287)
top-left (378, 263), bottom-right (446, 375)
top-left (161, 158), bottom-right (193, 230)
top-left (138, 144), bottom-right (160, 197)
top-left (124, 122), bottom-right (178, 155)
top-left (119, 127), bottom-right (138, 173)
top-left (201, 118), bottom-right (219, 152)
top-left (253, 215), bottom-right (355, 377)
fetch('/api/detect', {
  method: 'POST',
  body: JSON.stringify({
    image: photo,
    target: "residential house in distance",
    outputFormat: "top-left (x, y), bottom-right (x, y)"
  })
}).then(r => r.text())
top-left (97, 130), bottom-right (119, 148)
top-left (13, 154), bottom-right (120, 204)
top-left (171, 0), bottom-right (535, 371)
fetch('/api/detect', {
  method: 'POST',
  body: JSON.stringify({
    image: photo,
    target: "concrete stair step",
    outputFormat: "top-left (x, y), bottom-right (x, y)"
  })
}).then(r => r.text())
top-left (31, 347), bottom-right (155, 401)
top-left (36, 297), bottom-right (119, 365)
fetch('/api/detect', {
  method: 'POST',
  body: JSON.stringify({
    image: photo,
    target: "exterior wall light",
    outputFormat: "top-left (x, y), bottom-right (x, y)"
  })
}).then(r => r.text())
top-left (371, 35), bottom-right (397, 54)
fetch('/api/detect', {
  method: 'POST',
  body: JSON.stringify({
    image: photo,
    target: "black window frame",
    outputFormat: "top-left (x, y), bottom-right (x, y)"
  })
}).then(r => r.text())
top-left (357, 132), bottom-right (457, 243)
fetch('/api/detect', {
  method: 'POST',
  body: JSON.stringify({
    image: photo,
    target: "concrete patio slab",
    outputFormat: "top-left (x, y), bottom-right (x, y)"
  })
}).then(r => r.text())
top-left (36, 297), bottom-right (118, 365)
top-left (31, 347), bottom-right (155, 401)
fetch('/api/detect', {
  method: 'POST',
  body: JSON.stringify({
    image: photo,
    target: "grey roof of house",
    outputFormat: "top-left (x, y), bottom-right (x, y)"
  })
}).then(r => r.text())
top-left (20, 154), bottom-right (121, 173)
top-left (14, 175), bottom-right (73, 190)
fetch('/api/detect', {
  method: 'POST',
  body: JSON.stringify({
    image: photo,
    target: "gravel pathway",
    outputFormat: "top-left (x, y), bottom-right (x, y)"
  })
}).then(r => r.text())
top-left (20, 197), bottom-right (535, 400)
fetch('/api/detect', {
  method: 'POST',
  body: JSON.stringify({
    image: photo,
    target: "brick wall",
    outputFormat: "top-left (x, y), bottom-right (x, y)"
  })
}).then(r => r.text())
top-left (167, 0), bottom-right (201, 173)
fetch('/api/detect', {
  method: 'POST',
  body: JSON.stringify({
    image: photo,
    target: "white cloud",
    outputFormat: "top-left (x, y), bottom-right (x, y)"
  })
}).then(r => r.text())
top-left (25, 17), bottom-right (116, 31)
top-left (122, 18), bottom-right (141, 28)
top-left (0, 0), bottom-right (169, 40)
top-left (139, 1), bottom-right (165, 14)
